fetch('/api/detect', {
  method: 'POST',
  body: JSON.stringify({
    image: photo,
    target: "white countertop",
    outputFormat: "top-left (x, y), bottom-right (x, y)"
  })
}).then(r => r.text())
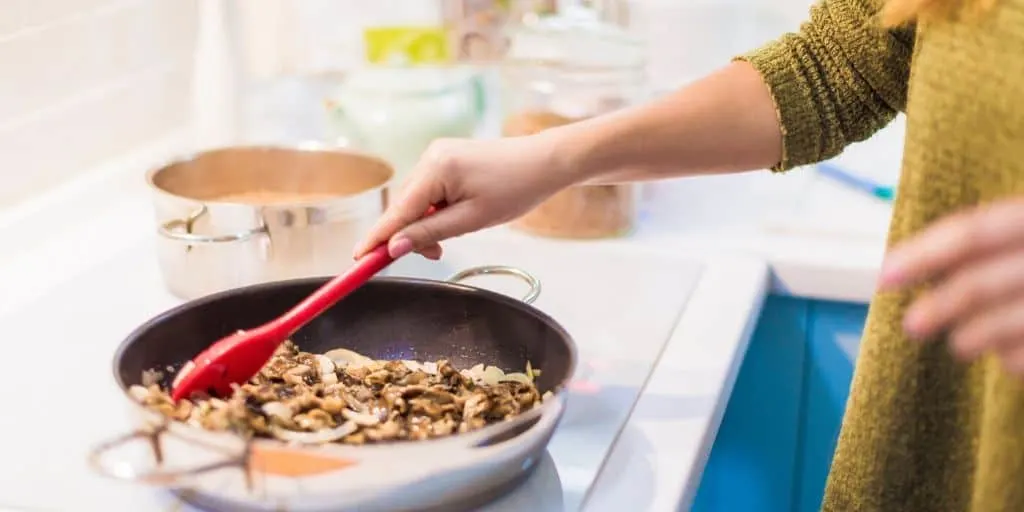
top-left (0, 128), bottom-right (893, 511)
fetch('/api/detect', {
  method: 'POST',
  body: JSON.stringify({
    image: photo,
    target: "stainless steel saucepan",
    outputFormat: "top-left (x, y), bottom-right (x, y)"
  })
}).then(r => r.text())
top-left (147, 145), bottom-right (393, 299)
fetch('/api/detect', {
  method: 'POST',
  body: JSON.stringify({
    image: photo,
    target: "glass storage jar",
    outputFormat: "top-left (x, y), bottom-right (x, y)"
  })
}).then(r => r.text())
top-left (325, 66), bottom-right (485, 181)
top-left (500, 9), bottom-right (647, 239)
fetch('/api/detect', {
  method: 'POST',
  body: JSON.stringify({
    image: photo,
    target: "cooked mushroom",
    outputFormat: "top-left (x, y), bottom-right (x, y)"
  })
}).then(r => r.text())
top-left (133, 340), bottom-right (548, 445)
top-left (463, 393), bottom-right (489, 419)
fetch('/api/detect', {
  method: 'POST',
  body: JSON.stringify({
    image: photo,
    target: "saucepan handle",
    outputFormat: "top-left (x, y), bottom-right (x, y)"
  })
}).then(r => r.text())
top-left (158, 205), bottom-right (267, 244)
top-left (446, 265), bottom-right (542, 304)
top-left (88, 427), bottom-right (241, 485)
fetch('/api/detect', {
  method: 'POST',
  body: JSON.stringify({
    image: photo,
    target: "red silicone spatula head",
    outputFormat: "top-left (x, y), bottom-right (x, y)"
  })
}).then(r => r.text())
top-left (170, 205), bottom-right (443, 401)
top-left (169, 327), bottom-right (280, 399)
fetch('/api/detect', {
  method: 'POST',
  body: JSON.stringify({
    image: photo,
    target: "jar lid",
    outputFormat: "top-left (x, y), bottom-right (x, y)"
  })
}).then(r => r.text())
top-left (505, 7), bottom-right (645, 70)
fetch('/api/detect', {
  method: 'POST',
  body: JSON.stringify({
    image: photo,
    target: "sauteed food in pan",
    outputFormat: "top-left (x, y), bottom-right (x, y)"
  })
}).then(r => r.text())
top-left (129, 341), bottom-right (552, 445)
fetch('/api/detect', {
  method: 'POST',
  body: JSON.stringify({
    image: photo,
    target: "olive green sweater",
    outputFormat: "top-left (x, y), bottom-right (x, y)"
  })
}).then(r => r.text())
top-left (740, 1), bottom-right (1024, 510)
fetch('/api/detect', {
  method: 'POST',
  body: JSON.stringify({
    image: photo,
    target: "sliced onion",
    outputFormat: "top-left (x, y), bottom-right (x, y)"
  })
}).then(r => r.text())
top-left (262, 401), bottom-right (294, 421)
top-left (286, 364), bottom-right (312, 376)
top-left (270, 420), bottom-right (359, 445)
top-left (499, 372), bottom-right (533, 385)
top-left (324, 348), bottom-right (373, 367)
top-left (128, 385), bottom-right (150, 402)
top-left (341, 408), bottom-right (380, 427)
top-left (314, 355), bottom-right (336, 375)
top-left (481, 366), bottom-right (505, 386)
top-left (463, 364), bottom-right (505, 386)
top-left (401, 360), bottom-right (438, 374)
top-left (315, 354), bottom-right (338, 384)
top-left (401, 360), bottom-right (424, 373)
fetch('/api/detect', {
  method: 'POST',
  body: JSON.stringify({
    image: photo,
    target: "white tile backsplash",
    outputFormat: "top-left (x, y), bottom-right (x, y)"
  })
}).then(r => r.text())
top-left (19, 0), bottom-right (112, 29)
top-left (0, 0), bottom-right (196, 209)
top-left (0, 7), bottom-right (19, 35)
top-left (0, 16), bottom-right (102, 120)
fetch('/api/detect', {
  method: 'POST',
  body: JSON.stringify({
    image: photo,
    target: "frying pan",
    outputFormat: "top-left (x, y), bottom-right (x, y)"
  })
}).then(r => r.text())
top-left (89, 265), bottom-right (577, 512)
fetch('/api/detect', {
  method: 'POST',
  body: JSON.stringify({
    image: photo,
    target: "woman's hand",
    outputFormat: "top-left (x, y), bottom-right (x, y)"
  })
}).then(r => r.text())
top-left (879, 199), bottom-right (1024, 373)
top-left (353, 132), bottom-right (581, 261)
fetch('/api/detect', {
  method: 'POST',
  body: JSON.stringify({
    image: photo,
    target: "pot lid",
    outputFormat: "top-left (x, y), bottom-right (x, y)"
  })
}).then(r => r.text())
top-left (505, 5), bottom-right (645, 69)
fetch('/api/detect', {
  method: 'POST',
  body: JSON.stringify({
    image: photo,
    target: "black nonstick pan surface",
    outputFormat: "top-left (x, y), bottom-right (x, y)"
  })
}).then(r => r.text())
top-left (113, 275), bottom-right (577, 397)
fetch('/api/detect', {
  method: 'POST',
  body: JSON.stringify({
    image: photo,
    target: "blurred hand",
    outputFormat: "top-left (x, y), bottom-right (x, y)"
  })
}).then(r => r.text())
top-left (353, 133), bottom-right (580, 260)
top-left (879, 199), bottom-right (1024, 374)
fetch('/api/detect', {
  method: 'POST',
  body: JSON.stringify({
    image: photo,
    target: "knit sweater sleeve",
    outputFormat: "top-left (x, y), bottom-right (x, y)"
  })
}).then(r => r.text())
top-left (737, 0), bottom-right (915, 171)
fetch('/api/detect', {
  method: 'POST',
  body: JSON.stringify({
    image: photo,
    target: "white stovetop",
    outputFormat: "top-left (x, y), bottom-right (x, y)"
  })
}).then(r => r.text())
top-left (0, 135), bottom-right (768, 512)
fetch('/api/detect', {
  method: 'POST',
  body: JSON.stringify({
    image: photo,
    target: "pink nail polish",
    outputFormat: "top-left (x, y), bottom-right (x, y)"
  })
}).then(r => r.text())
top-left (878, 261), bottom-right (906, 289)
top-left (388, 236), bottom-right (413, 258)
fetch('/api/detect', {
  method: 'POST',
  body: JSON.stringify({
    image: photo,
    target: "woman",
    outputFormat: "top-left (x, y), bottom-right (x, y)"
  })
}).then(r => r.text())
top-left (355, 0), bottom-right (1024, 509)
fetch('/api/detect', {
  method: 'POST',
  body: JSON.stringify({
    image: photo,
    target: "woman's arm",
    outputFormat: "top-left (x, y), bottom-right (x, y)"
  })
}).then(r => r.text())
top-left (549, 0), bottom-right (916, 183)
top-left (353, 0), bottom-right (916, 258)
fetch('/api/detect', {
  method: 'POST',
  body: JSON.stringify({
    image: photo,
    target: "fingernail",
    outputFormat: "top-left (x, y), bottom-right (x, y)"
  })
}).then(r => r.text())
top-left (388, 235), bottom-right (413, 258)
top-left (878, 258), bottom-right (907, 289)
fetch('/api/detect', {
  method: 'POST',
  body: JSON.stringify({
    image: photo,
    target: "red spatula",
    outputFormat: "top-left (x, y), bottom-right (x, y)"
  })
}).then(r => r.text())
top-left (170, 205), bottom-right (442, 401)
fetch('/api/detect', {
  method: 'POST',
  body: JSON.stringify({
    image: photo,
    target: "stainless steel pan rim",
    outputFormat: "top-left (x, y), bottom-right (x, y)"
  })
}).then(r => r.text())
top-left (88, 393), bottom-right (565, 485)
top-left (143, 142), bottom-right (395, 198)
top-left (147, 143), bottom-right (395, 246)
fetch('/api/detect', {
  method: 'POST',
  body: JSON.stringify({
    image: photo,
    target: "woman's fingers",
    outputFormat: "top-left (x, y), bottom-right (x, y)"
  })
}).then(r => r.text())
top-left (353, 173), bottom-right (443, 259)
top-left (949, 296), bottom-right (1024, 361)
top-left (997, 343), bottom-right (1024, 376)
top-left (390, 201), bottom-right (478, 256)
top-left (880, 200), bottom-right (1024, 289)
top-left (417, 243), bottom-right (443, 261)
top-left (873, 199), bottom-right (1024, 375)
top-left (903, 251), bottom-right (1024, 340)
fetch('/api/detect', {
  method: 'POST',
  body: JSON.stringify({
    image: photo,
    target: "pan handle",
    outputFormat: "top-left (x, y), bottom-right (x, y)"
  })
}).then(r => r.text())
top-left (158, 205), bottom-right (267, 244)
top-left (446, 265), bottom-right (541, 304)
top-left (88, 427), bottom-right (241, 485)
